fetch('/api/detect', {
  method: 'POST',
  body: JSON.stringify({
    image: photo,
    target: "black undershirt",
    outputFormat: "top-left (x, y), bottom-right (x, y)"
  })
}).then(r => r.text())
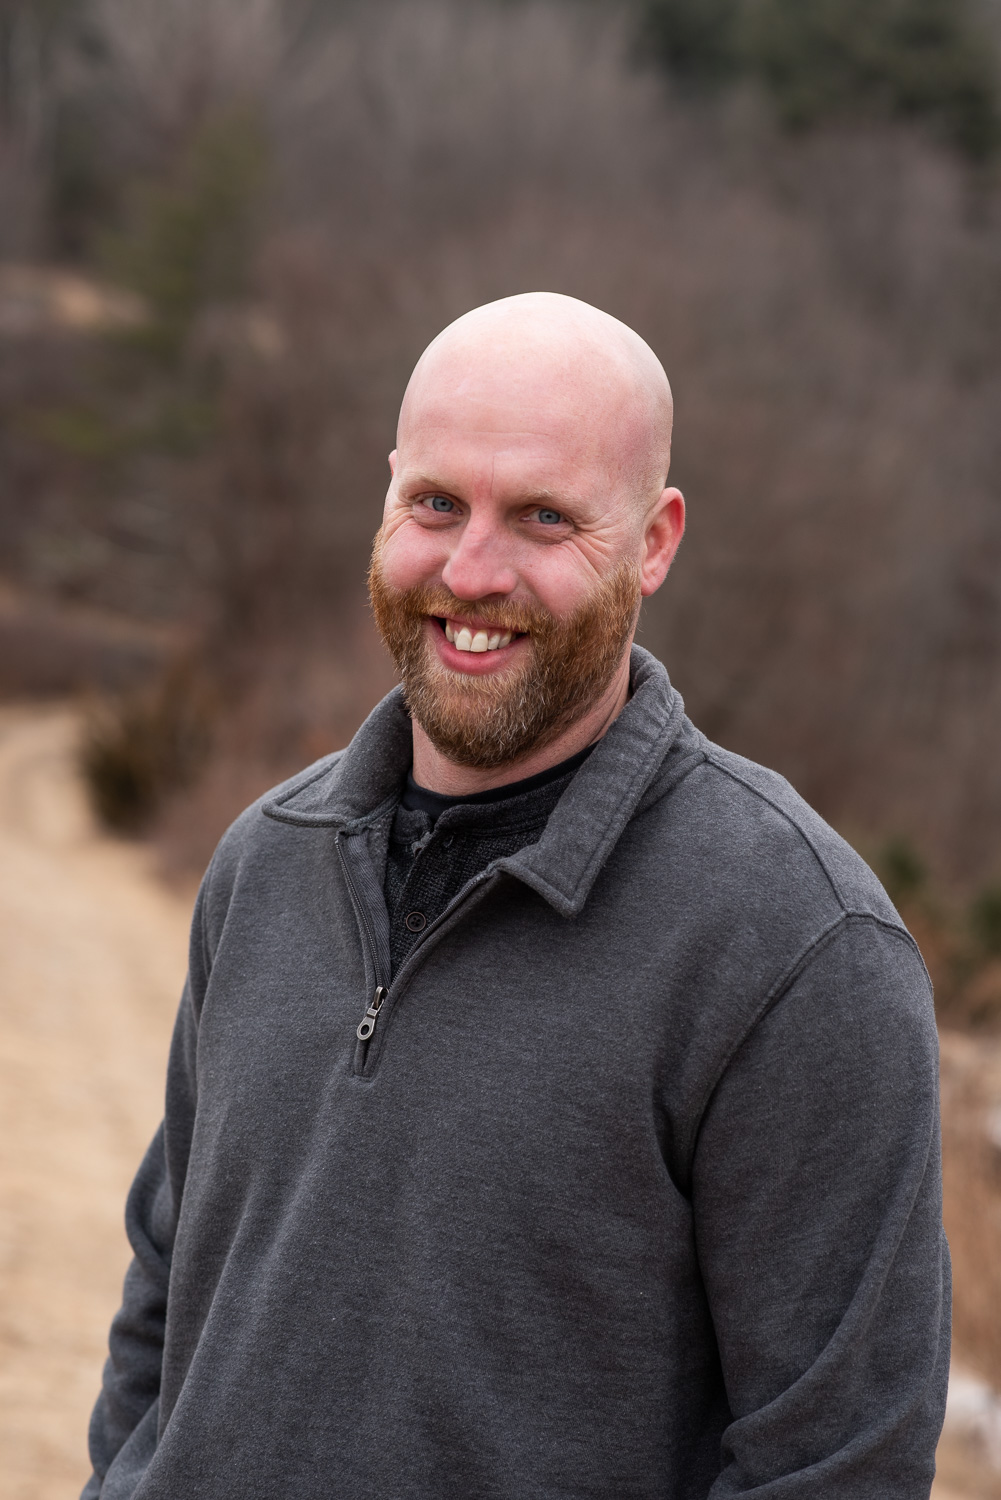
top-left (383, 745), bottom-right (594, 976)
top-left (399, 742), bottom-right (595, 821)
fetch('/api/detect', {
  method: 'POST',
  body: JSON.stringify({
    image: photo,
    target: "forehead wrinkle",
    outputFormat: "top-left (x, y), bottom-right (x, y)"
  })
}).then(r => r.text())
top-left (400, 395), bottom-right (636, 484)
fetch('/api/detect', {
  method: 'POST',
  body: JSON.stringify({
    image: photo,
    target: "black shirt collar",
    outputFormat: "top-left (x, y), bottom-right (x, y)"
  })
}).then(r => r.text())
top-left (401, 743), bottom-right (595, 821)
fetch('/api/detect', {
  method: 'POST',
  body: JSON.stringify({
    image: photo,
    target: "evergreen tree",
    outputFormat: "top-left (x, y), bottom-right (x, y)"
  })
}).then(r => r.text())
top-left (639, 0), bottom-right (1001, 160)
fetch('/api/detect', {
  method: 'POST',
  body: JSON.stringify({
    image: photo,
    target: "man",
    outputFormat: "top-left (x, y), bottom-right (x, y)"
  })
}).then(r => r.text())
top-left (84, 293), bottom-right (949, 1499)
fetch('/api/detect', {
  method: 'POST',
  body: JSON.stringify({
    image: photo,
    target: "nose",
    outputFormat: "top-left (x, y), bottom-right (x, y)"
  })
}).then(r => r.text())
top-left (441, 515), bottom-right (519, 601)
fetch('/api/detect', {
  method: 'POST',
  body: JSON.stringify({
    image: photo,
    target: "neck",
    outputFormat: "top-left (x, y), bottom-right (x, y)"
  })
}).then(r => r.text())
top-left (410, 649), bottom-right (633, 796)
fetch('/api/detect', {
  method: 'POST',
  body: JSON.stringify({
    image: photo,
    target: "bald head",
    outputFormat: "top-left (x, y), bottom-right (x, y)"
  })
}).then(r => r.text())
top-left (398, 292), bottom-right (674, 510)
top-left (375, 292), bottom-right (686, 789)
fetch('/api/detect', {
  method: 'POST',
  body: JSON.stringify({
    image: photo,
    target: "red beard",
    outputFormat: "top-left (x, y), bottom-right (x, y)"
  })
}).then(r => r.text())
top-left (368, 537), bottom-right (641, 769)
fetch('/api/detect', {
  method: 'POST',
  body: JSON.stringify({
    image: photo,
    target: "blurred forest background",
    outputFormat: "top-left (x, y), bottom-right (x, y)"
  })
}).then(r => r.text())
top-left (6, 6), bottom-right (1001, 1495)
top-left (3, 0), bottom-right (1001, 1022)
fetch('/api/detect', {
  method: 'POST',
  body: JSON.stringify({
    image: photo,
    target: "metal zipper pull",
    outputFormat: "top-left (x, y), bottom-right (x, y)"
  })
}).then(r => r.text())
top-left (356, 986), bottom-right (387, 1042)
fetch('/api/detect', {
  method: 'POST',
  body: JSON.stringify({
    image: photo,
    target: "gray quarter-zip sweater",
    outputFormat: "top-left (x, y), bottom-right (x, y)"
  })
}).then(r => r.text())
top-left (83, 647), bottom-right (949, 1500)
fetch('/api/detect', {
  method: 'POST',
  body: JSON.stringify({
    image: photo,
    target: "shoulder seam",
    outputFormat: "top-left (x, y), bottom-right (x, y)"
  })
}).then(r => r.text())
top-left (686, 911), bottom-right (930, 1180)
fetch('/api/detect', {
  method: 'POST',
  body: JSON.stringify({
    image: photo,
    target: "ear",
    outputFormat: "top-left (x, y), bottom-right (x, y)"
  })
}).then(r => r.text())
top-left (388, 449), bottom-right (397, 476)
top-left (640, 488), bottom-right (685, 597)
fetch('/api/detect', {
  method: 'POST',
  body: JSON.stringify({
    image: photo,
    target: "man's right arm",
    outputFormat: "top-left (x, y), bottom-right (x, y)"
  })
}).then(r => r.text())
top-left (81, 879), bottom-right (208, 1499)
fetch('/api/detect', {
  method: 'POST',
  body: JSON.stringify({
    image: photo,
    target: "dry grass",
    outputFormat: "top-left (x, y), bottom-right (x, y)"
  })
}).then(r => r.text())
top-left (0, 705), bottom-right (191, 1500)
top-left (941, 1032), bottom-right (1001, 1389)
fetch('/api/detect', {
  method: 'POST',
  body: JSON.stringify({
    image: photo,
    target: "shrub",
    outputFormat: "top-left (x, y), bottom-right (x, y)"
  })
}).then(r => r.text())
top-left (81, 656), bottom-right (215, 833)
top-left (971, 886), bottom-right (1001, 958)
top-left (876, 835), bottom-right (927, 906)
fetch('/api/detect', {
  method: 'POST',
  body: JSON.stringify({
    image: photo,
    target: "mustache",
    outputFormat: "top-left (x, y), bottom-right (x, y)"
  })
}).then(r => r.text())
top-left (368, 579), bottom-right (557, 638)
top-left (368, 541), bottom-right (643, 768)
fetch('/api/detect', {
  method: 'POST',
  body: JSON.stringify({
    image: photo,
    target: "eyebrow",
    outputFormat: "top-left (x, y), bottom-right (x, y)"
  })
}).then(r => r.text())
top-left (397, 473), bottom-right (456, 495)
top-left (520, 487), bottom-right (577, 508)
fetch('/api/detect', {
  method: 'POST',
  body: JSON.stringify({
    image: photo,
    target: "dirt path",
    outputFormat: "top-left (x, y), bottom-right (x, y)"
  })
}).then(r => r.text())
top-left (2, 702), bottom-right (1001, 1498)
top-left (0, 704), bottom-right (192, 1500)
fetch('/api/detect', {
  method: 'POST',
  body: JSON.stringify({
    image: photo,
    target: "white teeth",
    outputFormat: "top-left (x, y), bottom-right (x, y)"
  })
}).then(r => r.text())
top-left (447, 622), bottom-right (516, 653)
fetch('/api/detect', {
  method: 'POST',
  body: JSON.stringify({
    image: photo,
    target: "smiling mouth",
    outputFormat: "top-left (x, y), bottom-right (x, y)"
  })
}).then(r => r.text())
top-left (437, 618), bottom-right (525, 654)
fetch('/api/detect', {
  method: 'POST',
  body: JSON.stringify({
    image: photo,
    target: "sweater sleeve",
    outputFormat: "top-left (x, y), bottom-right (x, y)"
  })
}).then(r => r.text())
top-left (693, 915), bottom-right (950, 1499)
top-left (81, 882), bottom-right (208, 1499)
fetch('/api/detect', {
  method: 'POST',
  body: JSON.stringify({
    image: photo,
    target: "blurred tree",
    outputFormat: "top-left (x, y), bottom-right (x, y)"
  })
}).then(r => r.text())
top-left (750, 0), bottom-right (1001, 160)
top-left (0, 0), bottom-right (87, 252)
top-left (47, 93), bottom-right (117, 257)
top-left (638, 0), bottom-right (743, 90)
top-left (638, 0), bottom-right (1001, 160)
top-left (0, 0), bottom-right (75, 126)
top-left (102, 106), bottom-right (268, 363)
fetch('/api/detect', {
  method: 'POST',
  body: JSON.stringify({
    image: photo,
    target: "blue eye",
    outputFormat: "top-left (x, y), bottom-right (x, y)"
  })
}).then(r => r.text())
top-left (537, 509), bottom-right (563, 525)
top-left (427, 495), bottom-right (454, 513)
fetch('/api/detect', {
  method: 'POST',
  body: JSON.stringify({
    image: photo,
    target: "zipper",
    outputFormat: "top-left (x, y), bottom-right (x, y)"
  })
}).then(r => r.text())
top-left (335, 834), bottom-right (391, 1074)
top-left (356, 985), bottom-right (387, 1041)
top-left (337, 826), bottom-right (497, 1078)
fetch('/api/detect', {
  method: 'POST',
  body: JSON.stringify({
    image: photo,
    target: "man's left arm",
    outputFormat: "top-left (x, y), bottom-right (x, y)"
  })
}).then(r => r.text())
top-left (693, 916), bottom-right (950, 1498)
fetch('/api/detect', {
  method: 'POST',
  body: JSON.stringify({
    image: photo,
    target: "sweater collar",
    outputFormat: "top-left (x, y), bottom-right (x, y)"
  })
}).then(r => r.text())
top-left (262, 645), bottom-right (687, 917)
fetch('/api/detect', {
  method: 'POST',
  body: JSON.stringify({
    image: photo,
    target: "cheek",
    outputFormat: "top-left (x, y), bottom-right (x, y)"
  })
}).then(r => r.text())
top-left (377, 517), bottom-right (450, 592)
top-left (517, 546), bottom-right (612, 619)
